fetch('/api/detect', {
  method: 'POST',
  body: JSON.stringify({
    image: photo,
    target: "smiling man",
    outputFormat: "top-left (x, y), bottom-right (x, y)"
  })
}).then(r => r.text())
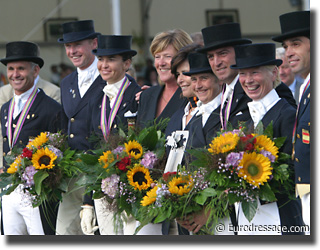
top-left (272, 10), bottom-right (310, 234)
top-left (56, 20), bottom-right (105, 235)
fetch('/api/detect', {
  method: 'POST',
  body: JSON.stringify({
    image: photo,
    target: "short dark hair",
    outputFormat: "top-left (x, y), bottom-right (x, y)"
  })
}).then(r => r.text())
top-left (171, 43), bottom-right (202, 78)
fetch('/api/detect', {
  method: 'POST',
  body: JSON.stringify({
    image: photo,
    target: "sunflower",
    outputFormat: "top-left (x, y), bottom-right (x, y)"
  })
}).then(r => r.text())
top-left (125, 140), bottom-right (143, 160)
top-left (168, 176), bottom-right (193, 196)
top-left (7, 156), bottom-right (22, 174)
top-left (31, 147), bottom-right (57, 170)
top-left (238, 152), bottom-right (273, 187)
top-left (98, 150), bottom-right (115, 168)
top-left (254, 135), bottom-right (279, 159)
top-left (141, 186), bottom-right (158, 206)
top-left (208, 132), bottom-right (240, 154)
top-left (26, 132), bottom-right (48, 149)
top-left (127, 164), bottom-right (153, 190)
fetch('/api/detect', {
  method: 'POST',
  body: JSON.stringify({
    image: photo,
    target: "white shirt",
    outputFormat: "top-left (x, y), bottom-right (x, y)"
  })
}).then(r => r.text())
top-left (77, 57), bottom-right (100, 98)
top-left (182, 102), bottom-right (198, 130)
top-left (103, 76), bottom-right (128, 108)
top-left (196, 93), bottom-right (222, 127)
top-left (13, 76), bottom-right (39, 119)
top-left (222, 74), bottom-right (239, 106)
top-left (298, 73), bottom-right (310, 102)
top-left (247, 89), bottom-right (280, 128)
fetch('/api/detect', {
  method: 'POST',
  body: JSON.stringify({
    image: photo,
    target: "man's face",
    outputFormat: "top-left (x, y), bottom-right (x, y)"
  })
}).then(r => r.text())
top-left (282, 36), bottom-right (310, 79)
top-left (239, 66), bottom-right (275, 101)
top-left (206, 46), bottom-right (238, 84)
top-left (64, 38), bottom-right (97, 70)
top-left (7, 61), bottom-right (39, 95)
top-left (278, 56), bottom-right (295, 87)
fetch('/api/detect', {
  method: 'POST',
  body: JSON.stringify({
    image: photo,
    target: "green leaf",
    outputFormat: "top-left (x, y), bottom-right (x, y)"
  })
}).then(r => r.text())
top-left (195, 188), bottom-right (217, 205)
top-left (273, 137), bottom-right (286, 149)
top-left (255, 121), bottom-right (264, 135)
top-left (263, 121), bottom-right (274, 138)
top-left (259, 183), bottom-right (277, 202)
top-left (33, 171), bottom-right (49, 195)
top-left (242, 199), bottom-right (258, 222)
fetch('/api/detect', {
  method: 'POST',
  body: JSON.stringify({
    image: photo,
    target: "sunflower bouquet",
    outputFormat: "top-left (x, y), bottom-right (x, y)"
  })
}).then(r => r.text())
top-left (135, 165), bottom-right (229, 234)
top-left (188, 122), bottom-right (294, 222)
top-left (0, 132), bottom-right (79, 207)
top-left (75, 121), bottom-right (167, 225)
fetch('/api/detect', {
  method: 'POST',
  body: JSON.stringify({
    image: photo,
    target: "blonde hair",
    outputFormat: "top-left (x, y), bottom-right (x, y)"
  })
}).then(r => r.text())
top-left (150, 29), bottom-right (193, 57)
top-left (264, 65), bottom-right (281, 88)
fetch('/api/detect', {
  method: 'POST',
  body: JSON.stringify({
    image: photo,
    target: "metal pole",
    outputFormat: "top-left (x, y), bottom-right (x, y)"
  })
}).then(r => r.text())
top-left (111, 0), bottom-right (121, 35)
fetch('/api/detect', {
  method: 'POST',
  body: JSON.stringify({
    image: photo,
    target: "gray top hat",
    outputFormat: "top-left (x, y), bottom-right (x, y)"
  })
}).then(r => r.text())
top-left (92, 35), bottom-right (137, 57)
top-left (272, 11), bottom-right (310, 42)
top-left (58, 20), bottom-right (100, 43)
top-left (0, 41), bottom-right (44, 68)
top-left (230, 43), bottom-right (282, 69)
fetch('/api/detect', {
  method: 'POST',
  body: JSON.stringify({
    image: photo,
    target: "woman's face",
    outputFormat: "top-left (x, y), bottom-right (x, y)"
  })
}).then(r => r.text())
top-left (176, 60), bottom-right (194, 98)
top-left (154, 44), bottom-right (177, 83)
top-left (191, 73), bottom-right (221, 104)
top-left (97, 55), bottom-right (130, 84)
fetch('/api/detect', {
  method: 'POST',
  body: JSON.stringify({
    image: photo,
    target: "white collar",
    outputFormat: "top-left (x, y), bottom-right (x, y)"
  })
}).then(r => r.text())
top-left (77, 57), bottom-right (99, 77)
top-left (196, 93), bottom-right (222, 116)
top-left (226, 74), bottom-right (239, 92)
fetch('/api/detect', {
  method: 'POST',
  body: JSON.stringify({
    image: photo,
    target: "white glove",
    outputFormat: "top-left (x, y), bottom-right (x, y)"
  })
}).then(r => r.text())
top-left (79, 205), bottom-right (99, 235)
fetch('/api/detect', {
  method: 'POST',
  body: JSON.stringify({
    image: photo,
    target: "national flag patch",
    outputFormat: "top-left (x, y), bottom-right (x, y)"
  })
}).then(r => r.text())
top-left (302, 129), bottom-right (310, 144)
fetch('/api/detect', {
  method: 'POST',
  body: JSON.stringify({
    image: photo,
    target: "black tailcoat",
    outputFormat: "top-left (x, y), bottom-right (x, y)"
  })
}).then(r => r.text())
top-left (1, 89), bottom-right (61, 235)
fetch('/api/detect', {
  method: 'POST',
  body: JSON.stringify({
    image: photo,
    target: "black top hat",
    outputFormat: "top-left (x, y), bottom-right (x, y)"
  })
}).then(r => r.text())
top-left (230, 43), bottom-right (282, 69)
top-left (183, 52), bottom-right (213, 76)
top-left (92, 35), bottom-right (137, 57)
top-left (58, 20), bottom-right (100, 43)
top-left (272, 11), bottom-right (310, 42)
top-left (0, 41), bottom-right (44, 68)
top-left (197, 23), bottom-right (252, 53)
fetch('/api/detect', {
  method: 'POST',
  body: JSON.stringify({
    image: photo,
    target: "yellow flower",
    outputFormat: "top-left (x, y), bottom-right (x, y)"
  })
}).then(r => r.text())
top-left (168, 175), bottom-right (193, 196)
top-left (238, 152), bottom-right (273, 188)
top-left (32, 147), bottom-right (57, 170)
top-left (26, 132), bottom-right (48, 149)
top-left (127, 164), bottom-right (153, 190)
top-left (99, 151), bottom-right (115, 168)
top-left (208, 132), bottom-right (239, 154)
top-left (7, 156), bottom-right (22, 174)
top-left (141, 186), bottom-right (158, 206)
top-left (254, 135), bottom-right (279, 159)
top-left (125, 140), bottom-right (143, 160)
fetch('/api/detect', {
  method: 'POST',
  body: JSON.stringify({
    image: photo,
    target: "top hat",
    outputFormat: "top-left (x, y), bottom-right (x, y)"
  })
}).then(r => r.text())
top-left (0, 41), bottom-right (44, 68)
top-left (197, 22), bottom-right (252, 53)
top-left (272, 11), bottom-right (310, 42)
top-left (58, 20), bottom-right (100, 43)
top-left (183, 52), bottom-right (213, 76)
top-left (230, 43), bottom-right (282, 69)
top-left (92, 35), bottom-right (137, 57)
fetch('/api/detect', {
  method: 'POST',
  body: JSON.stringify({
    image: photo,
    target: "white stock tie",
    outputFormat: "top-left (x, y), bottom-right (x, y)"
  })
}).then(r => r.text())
top-left (247, 102), bottom-right (266, 128)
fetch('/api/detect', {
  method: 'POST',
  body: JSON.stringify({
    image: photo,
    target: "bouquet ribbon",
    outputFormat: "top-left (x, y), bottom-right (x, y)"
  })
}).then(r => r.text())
top-left (100, 76), bottom-right (130, 141)
top-left (7, 88), bottom-right (39, 149)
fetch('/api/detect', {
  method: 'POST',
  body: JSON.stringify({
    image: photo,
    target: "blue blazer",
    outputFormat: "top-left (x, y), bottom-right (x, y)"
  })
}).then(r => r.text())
top-left (137, 85), bottom-right (188, 131)
top-left (88, 78), bottom-right (141, 148)
top-left (60, 72), bottom-right (105, 151)
top-left (1, 89), bottom-right (61, 235)
top-left (247, 98), bottom-right (303, 234)
top-left (293, 87), bottom-right (310, 184)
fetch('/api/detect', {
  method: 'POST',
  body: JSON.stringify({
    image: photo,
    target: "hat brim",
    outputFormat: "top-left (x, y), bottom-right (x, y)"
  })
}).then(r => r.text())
top-left (92, 48), bottom-right (137, 57)
top-left (197, 38), bottom-right (252, 53)
top-left (272, 28), bottom-right (310, 42)
top-left (183, 67), bottom-right (213, 76)
top-left (57, 32), bottom-right (101, 43)
top-left (230, 59), bottom-right (283, 69)
top-left (0, 56), bottom-right (44, 68)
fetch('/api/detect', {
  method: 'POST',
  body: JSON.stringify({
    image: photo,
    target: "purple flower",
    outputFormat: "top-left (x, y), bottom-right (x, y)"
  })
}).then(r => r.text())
top-left (47, 146), bottom-right (63, 159)
top-left (140, 151), bottom-right (158, 169)
top-left (260, 150), bottom-right (276, 162)
top-left (226, 152), bottom-right (243, 167)
top-left (113, 146), bottom-right (124, 154)
top-left (22, 166), bottom-right (38, 188)
top-left (101, 174), bottom-right (120, 199)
